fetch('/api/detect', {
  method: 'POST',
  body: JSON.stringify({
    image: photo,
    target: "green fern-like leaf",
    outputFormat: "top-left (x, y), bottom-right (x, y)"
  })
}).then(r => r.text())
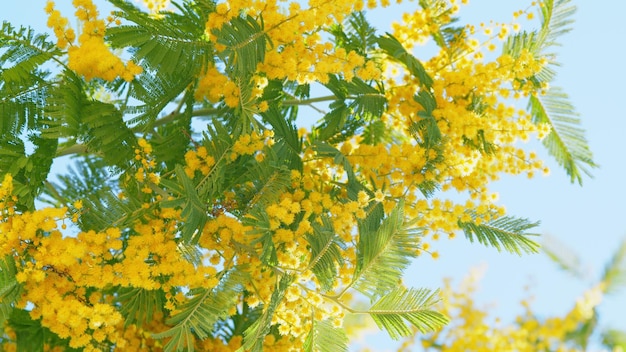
top-left (329, 11), bottom-right (378, 57)
top-left (410, 90), bottom-right (442, 149)
top-left (369, 287), bottom-right (448, 339)
top-left (108, 0), bottom-right (212, 76)
top-left (303, 318), bottom-right (349, 352)
top-left (537, 0), bottom-right (576, 52)
top-left (153, 268), bottom-right (246, 352)
top-left (161, 165), bottom-right (208, 243)
top-left (239, 275), bottom-right (293, 352)
top-left (0, 22), bottom-right (60, 86)
top-left (40, 70), bottom-right (84, 140)
top-left (118, 287), bottom-right (165, 327)
top-left (352, 201), bottom-right (422, 299)
top-left (599, 238), bottom-right (626, 295)
top-left (529, 90), bottom-right (595, 185)
top-left (261, 106), bottom-right (303, 169)
top-left (242, 204), bottom-right (278, 266)
top-left (0, 135), bottom-right (57, 210)
top-left (307, 216), bottom-right (346, 292)
top-left (458, 212), bottom-right (540, 255)
top-left (42, 157), bottom-right (144, 231)
top-left (82, 101), bottom-right (137, 168)
top-left (376, 33), bottom-right (433, 88)
top-left (128, 72), bottom-right (197, 127)
top-left (541, 233), bottom-right (586, 280)
top-left (0, 256), bottom-right (21, 330)
top-left (241, 164), bottom-right (292, 213)
top-left (215, 15), bottom-right (268, 77)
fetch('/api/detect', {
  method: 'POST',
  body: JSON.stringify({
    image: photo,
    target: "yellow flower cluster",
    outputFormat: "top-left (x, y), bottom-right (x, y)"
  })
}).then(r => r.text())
top-left (203, 0), bottom-right (381, 88)
top-left (122, 211), bottom-right (219, 292)
top-left (231, 130), bottom-right (274, 161)
top-left (195, 66), bottom-right (240, 107)
top-left (0, 168), bottom-right (222, 350)
top-left (1, 178), bottom-right (123, 349)
top-left (184, 145), bottom-right (216, 178)
top-left (195, 69), bottom-right (271, 111)
top-left (45, 0), bottom-right (142, 81)
top-left (134, 138), bottom-right (161, 193)
top-left (402, 268), bottom-right (606, 352)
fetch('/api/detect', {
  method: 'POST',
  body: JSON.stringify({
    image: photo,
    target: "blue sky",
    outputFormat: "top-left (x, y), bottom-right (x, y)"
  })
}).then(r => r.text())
top-left (3, 0), bottom-right (625, 350)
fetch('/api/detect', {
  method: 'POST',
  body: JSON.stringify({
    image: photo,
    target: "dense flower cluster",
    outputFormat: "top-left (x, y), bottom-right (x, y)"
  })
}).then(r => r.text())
top-left (45, 0), bottom-right (142, 81)
top-left (398, 267), bottom-right (606, 352)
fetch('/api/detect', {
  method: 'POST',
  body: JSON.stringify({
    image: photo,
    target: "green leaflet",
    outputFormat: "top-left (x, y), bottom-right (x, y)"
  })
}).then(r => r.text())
top-left (307, 216), bottom-right (346, 292)
top-left (41, 70), bottom-right (83, 140)
top-left (529, 90), bottom-right (596, 185)
top-left (152, 268), bottom-right (246, 352)
top-left (261, 106), bottom-right (302, 169)
top-left (0, 22), bottom-right (59, 139)
top-left (239, 274), bottom-right (293, 352)
top-left (0, 136), bottom-right (57, 211)
top-left (118, 288), bottom-right (166, 327)
top-left (328, 11), bottom-right (378, 57)
top-left (162, 165), bottom-right (208, 244)
top-left (376, 33), bottom-right (433, 88)
top-left (369, 287), bottom-right (448, 339)
top-left (303, 318), bottom-right (349, 352)
top-left (458, 211), bottom-right (540, 255)
top-left (215, 15), bottom-right (268, 78)
top-left (82, 101), bottom-right (137, 168)
top-left (411, 89), bottom-right (442, 149)
top-left (353, 201), bottom-right (422, 299)
top-left (599, 238), bottom-right (626, 295)
top-left (243, 204), bottom-right (278, 266)
top-left (0, 256), bottom-right (21, 331)
top-left (108, 0), bottom-right (212, 76)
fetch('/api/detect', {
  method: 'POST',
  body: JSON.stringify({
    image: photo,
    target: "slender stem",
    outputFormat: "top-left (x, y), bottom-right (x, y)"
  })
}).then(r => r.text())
top-left (55, 143), bottom-right (88, 157)
top-left (51, 92), bottom-right (336, 158)
top-left (282, 95), bottom-right (337, 106)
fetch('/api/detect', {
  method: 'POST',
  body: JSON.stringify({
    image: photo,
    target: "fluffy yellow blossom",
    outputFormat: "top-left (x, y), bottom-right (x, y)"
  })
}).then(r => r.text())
top-left (45, 0), bottom-right (142, 81)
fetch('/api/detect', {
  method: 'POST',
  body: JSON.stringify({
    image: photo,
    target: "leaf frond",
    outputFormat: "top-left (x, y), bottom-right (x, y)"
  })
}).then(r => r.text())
top-left (303, 318), bottom-right (349, 352)
top-left (153, 268), bottom-right (246, 352)
top-left (458, 212), bottom-right (540, 255)
top-left (369, 287), bottom-right (448, 339)
top-left (599, 237), bottom-right (626, 295)
top-left (353, 201), bottom-right (422, 299)
top-left (529, 89), bottom-right (596, 185)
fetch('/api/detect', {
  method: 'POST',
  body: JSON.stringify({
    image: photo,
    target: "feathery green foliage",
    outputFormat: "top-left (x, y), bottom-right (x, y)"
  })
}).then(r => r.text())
top-left (0, 256), bottom-right (21, 330)
top-left (353, 201), bottom-right (422, 299)
top-left (239, 275), bottom-right (294, 352)
top-left (119, 288), bottom-right (166, 327)
top-left (153, 269), bottom-right (246, 352)
top-left (303, 318), bottom-right (349, 352)
top-left (369, 287), bottom-right (448, 339)
top-left (458, 212), bottom-right (540, 255)
top-left (376, 33), bottom-right (433, 88)
top-left (504, 0), bottom-right (596, 184)
top-left (599, 238), bottom-right (626, 295)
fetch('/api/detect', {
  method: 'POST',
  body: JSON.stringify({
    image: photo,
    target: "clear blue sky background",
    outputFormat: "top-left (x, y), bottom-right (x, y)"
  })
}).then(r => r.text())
top-left (3, 1), bottom-right (625, 350)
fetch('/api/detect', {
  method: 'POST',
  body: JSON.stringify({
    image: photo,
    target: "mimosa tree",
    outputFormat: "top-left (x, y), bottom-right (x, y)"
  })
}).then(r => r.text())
top-left (0, 0), bottom-right (595, 350)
